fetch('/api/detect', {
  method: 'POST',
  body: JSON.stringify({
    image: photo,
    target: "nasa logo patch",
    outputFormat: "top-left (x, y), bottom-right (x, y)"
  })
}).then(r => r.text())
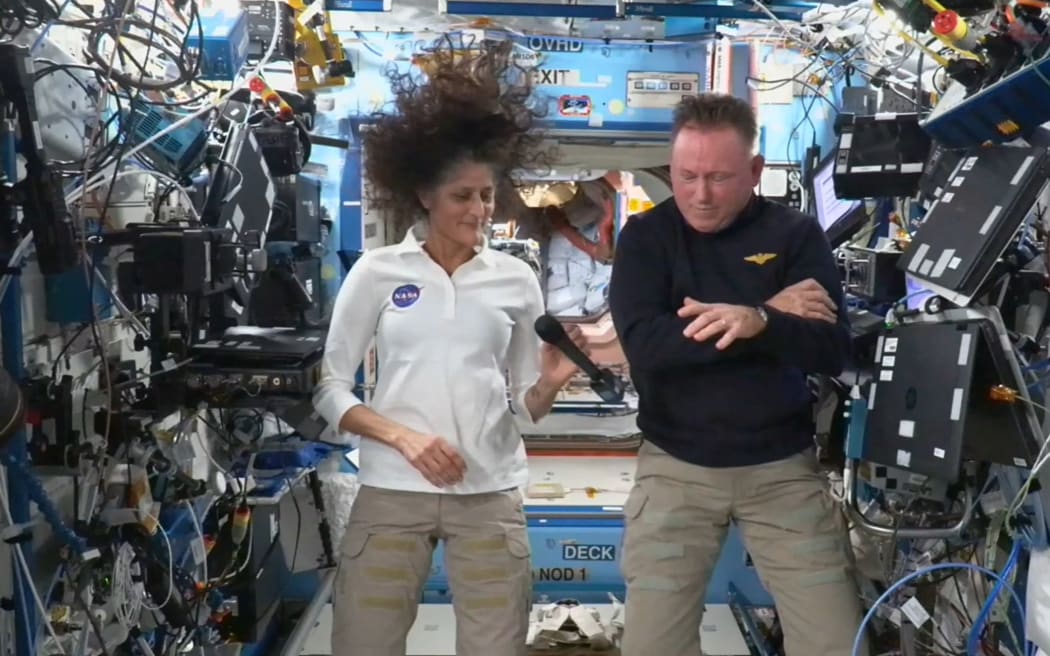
top-left (391, 284), bottom-right (421, 308)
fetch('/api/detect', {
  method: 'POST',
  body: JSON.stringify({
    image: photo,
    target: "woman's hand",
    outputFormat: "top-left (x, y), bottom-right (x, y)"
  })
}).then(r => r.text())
top-left (540, 322), bottom-right (589, 387)
top-left (394, 430), bottom-right (467, 487)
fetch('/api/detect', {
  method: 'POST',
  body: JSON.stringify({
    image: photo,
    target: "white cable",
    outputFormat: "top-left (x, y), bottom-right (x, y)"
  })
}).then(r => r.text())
top-left (1009, 447), bottom-right (1050, 515)
top-left (65, 168), bottom-right (201, 223)
top-left (92, 267), bottom-right (149, 337)
top-left (112, 543), bottom-right (140, 629)
top-left (0, 466), bottom-right (67, 654)
top-left (68, 0), bottom-right (285, 204)
top-left (188, 411), bottom-right (255, 497)
top-left (33, 561), bottom-right (66, 648)
top-left (216, 522), bottom-right (254, 582)
top-left (750, 0), bottom-right (822, 48)
top-left (3, 0), bottom-right (282, 298)
top-left (137, 509), bottom-right (175, 612)
top-left (1007, 420), bottom-right (1050, 512)
top-left (184, 498), bottom-right (209, 592)
top-left (0, 233), bottom-right (35, 304)
top-left (2, 226), bottom-right (148, 341)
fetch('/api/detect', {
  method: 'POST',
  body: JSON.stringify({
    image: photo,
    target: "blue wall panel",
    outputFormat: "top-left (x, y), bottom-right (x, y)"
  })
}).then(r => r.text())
top-left (522, 38), bottom-right (707, 134)
top-left (307, 105), bottom-right (352, 315)
top-left (339, 146), bottom-right (363, 255)
top-left (346, 32), bottom-right (711, 137)
top-left (316, 33), bottom-right (839, 275)
top-left (753, 46), bottom-right (840, 165)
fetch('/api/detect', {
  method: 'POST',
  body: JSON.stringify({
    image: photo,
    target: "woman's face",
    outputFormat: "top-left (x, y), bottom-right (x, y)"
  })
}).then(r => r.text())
top-left (418, 160), bottom-right (496, 251)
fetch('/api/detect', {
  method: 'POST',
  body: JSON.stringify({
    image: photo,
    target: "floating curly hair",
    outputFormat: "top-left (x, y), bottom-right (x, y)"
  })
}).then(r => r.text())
top-left (362, 35), bottom-right (553, 238)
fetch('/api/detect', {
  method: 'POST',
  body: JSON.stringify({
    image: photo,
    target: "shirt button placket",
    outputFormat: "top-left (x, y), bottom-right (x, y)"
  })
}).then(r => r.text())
top-left (443, 275), bottom-right (457, 320)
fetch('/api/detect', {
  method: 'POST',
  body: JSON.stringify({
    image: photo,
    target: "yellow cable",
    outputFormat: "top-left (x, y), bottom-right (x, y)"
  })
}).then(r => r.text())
top-left (922, 0), bottom-right (949, 14)
top-left (873, 0), bottom-right (954, 66)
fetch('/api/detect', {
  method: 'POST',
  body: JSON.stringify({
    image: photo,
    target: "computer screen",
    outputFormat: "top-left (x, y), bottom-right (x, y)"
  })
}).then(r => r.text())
top-left (905, 274), bottom-right (935, 311)
top-left (809, 155), bottom-right (869, 248)
top-left (812, 156), bottom-right (860, 232)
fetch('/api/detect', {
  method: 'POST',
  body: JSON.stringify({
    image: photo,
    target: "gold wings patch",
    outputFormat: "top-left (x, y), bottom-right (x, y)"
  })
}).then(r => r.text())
top-left (744, 252), bottom-right (778, 265)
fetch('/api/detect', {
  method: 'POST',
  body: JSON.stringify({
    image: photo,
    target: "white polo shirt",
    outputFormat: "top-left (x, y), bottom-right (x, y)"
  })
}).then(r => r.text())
top-left (313, 224), bottom-right (545, 494)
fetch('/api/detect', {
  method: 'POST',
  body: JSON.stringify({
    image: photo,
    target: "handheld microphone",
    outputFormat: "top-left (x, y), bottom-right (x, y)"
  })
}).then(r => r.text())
top-left (534, 314), bottom-right (626, 404)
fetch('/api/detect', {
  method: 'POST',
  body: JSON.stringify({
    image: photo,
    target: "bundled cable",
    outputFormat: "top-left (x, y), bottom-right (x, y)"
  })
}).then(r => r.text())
top-left (0, 0), bottom-right (61, 37)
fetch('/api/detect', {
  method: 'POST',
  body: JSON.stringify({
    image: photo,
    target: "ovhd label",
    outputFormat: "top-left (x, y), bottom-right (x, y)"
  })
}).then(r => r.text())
top-left (562, 544), bottom-right (616, 561)
top-left (526, 36), bottom-right (584, 53)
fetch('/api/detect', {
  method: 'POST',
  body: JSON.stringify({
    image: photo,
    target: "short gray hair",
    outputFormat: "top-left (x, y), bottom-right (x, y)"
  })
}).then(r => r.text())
top-left (672, 93), bottom-right (758, 146)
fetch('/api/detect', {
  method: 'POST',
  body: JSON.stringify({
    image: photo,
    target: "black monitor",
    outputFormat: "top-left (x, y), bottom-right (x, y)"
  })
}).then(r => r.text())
top-left (862, 317), bottom-right (1043, 482)
top-left (202, 124), bottom-right (276, 245)
top-left (200, 124), bottom-right (277, 315)
top-left (899, 145), bottom-right (1049, 307)
top-left (811, 154), bottom-right (869, 248)
top-left (268, 174), bottom-right (322, 244)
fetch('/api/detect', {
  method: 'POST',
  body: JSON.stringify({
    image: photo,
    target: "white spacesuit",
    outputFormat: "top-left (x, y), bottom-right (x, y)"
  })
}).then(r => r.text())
top-left (543, 180), bottom-right (616, 318)
top-left (546, 223), bottom-right (612, 317)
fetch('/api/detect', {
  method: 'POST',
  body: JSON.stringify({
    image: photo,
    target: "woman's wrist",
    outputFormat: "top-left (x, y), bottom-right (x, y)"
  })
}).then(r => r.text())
top-left (536, 372), bottom-right (569, 394)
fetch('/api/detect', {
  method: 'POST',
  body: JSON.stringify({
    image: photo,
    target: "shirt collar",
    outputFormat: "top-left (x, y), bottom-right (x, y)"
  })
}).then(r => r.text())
top-left (677, 193), bottom-right (767, 236)
top-left (396, 222), bottom-right (496, 266)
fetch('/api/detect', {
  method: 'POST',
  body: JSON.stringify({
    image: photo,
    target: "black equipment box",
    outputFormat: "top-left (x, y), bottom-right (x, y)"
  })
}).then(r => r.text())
top-left (833, 113), bottom-right (932, 199)
top-left (846, 246), bottom-right (906, 303)
top-left (269, 174), bottom-right (323, 244)
top-left (186, 328), bottom-right (326, 404)
top-left (130, 226), bottom-right (236, 295)
top-left (242, 0), bottom-right (297, 60)
top-left (254, 122), bottom-right (306, 177)
top-left (899, 146), bottom-right (1049, 307)
top-left (184, 358), bottom-right (322, 397)
top-left (862, 318), bottom-right (1042, 482)
top-left (211, 502), bottom-right (287, 642)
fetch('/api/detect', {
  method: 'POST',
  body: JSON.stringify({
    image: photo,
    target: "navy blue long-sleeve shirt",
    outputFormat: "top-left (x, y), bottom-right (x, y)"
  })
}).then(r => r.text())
top-left (609, 195), bottom-right (851, 468)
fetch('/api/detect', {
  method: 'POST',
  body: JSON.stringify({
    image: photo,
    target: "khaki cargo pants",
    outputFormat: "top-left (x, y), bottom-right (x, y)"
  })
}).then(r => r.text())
top-left (621, 442), bottom-right (867, 656)
top-left (331, 485), bottom-right (532, 656)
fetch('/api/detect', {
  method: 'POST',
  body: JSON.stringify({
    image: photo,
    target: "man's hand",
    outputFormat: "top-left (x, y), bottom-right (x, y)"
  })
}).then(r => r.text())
top-left (678, 299), bottom-right (767, 350)
top-left (767, 278), bottom-right (837, 323)
top-left (394, 431), bottom-right (467, 487)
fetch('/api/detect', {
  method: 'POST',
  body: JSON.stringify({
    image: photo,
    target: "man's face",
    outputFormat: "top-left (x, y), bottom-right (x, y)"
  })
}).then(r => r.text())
top-left (670, 125), bottom-right (764, 233)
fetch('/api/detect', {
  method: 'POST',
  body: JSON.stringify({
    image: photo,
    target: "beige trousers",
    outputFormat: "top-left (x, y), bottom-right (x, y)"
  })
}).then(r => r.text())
top-left (331, 485), bottom-right (532, 656)
top-left (621, 442), bottom-right (867, 656)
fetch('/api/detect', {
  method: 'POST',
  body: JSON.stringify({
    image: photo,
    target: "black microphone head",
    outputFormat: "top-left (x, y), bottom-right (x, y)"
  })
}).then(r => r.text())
top-left (534, 314), bottom-right (568, 345)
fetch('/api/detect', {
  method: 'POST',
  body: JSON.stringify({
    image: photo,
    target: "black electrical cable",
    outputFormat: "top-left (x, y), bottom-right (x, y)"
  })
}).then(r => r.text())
top-left (0, 0), bottom-right (61, 36)
top-left (49, 320), bottom-right (97, 385)
top-left (26, 1), bottom-right (243, 649)
top-left (70, 568), bottom-right (114, 656)
top-left (75, 0), bottom-right (163, 512)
